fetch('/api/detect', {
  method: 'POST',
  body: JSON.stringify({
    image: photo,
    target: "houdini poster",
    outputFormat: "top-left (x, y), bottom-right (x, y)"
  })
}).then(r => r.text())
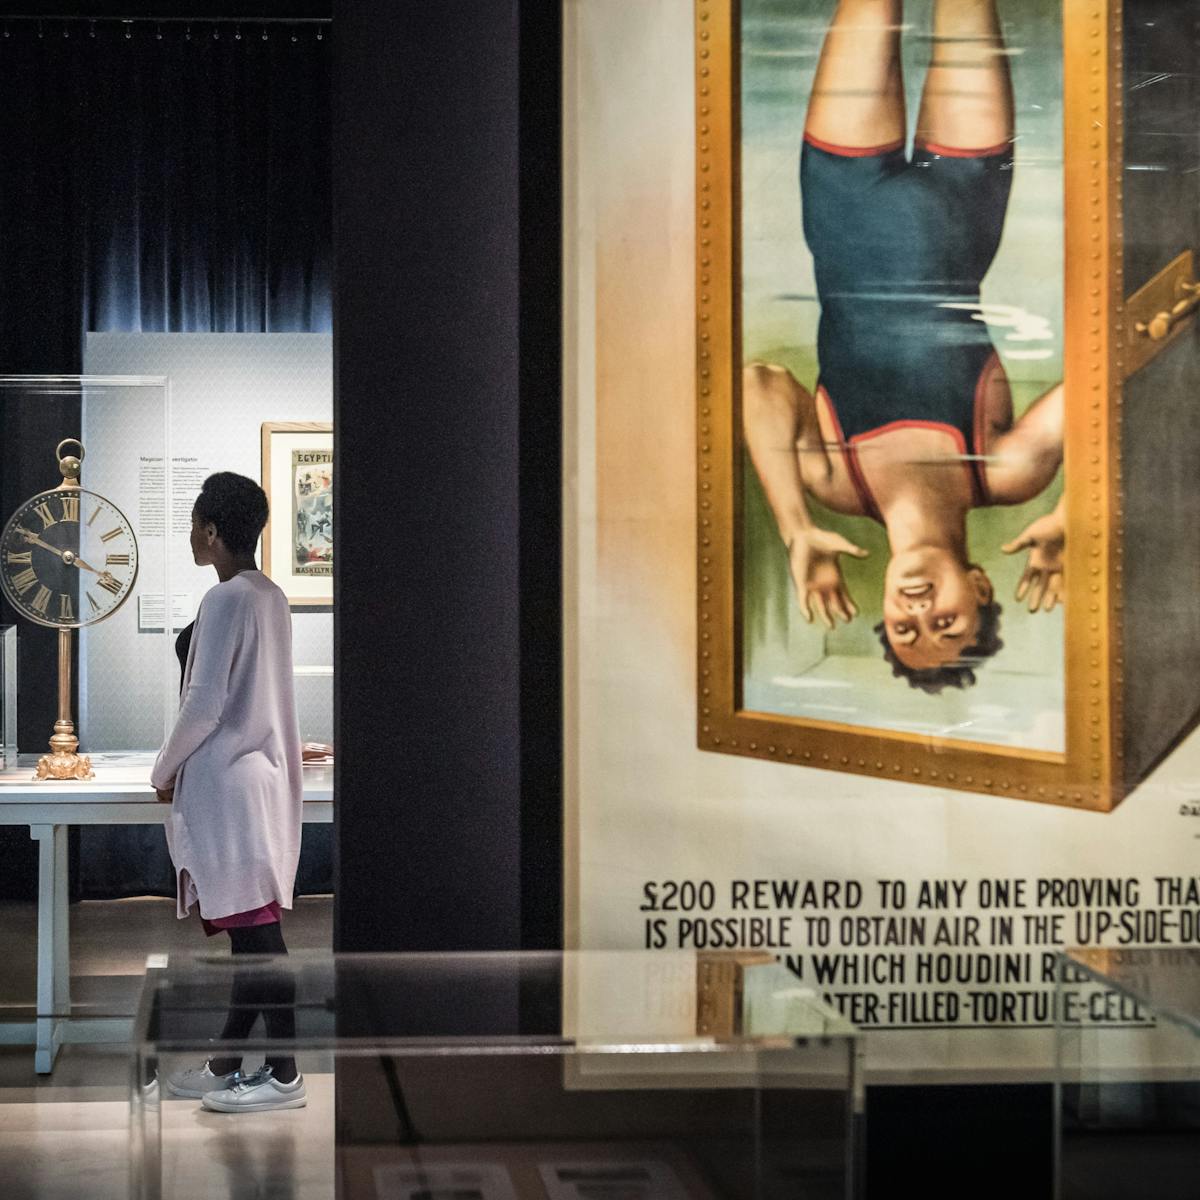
top-left (564, 0), bottom-right (1200, 1078)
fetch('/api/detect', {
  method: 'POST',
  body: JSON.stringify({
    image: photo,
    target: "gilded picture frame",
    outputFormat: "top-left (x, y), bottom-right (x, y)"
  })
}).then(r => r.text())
top-left (261, 420), bottom-right (333, 607)
top-left (696, 0), bottom-right (1133, 810)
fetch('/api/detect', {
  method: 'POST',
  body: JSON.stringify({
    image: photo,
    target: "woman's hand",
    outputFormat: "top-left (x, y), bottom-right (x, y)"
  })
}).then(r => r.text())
top-left (787, 527), bottom-right (867, 630)
top-left (1002, 503), bottom-right (1065, 613)
top-left (154, 781), bottom-right (175, 804)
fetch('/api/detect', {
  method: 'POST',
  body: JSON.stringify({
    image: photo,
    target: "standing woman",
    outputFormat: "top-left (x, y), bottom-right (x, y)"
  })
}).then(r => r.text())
top-left (152, 472), bottom-right (306, 1113)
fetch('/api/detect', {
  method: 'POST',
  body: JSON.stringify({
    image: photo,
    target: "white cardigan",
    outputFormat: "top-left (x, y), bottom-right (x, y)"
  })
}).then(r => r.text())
top-left (151, 571), bottom-right (303, 921)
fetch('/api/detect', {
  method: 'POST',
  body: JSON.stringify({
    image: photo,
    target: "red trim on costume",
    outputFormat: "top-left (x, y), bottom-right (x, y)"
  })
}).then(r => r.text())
top-left (915, 139), bottom-right (1012, 159)
top-left (850, 420), bottom-right (980, 511)
top-left (972, 352), bottom-right (1003, 506)
top-left (803, 132), bottom-right (905, 158)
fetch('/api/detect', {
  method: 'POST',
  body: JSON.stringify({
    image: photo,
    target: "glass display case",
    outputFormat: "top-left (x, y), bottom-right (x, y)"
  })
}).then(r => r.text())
top-left (0, 625), bottom-right (16, 767)
top-left (0, 369), bottom-right (334, 761)
top-left (0, 375), bottom-right (172, 760)
top-left (1055, 947), bottom-right (1200, 1200)
top-left (131, 950), bottom-right (863, 1200)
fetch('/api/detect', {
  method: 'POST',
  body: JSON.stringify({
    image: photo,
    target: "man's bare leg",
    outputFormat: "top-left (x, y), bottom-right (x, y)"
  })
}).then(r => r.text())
top-left (915, 0), bottom-right (1013, 151)
top-left (805, 0), bottom-right (906, 150)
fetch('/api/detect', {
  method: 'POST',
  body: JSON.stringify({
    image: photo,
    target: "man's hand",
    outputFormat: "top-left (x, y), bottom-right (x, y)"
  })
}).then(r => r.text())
top-left (1002, 506), bottom-right (1065, 613)
top-left (154, 781), bottom-right (175, 804)
top-left (787, 527), bottom-right (867, 630)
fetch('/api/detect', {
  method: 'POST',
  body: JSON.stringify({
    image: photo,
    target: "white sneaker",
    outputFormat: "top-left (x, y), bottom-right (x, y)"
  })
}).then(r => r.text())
top-left (201, 1066), bottom-right (307, 1113)
top-left (165, 1061), bottom-right (241, 1099)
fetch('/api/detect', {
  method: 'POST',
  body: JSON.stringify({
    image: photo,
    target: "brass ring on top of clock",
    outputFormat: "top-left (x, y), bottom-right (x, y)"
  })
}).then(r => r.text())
top-left (55, 438), bottom-right (85, 463)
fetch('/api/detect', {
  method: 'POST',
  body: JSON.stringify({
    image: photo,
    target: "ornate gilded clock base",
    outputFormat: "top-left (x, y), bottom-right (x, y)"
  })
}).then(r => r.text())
top-left (34, 721), bottom-right (94, 782)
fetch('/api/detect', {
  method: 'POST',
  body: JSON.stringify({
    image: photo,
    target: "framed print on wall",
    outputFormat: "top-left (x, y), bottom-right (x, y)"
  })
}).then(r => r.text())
top-left (698, 0), bottom-right (1200, 811)
top-left (261, 421), bottom-right (333, 606)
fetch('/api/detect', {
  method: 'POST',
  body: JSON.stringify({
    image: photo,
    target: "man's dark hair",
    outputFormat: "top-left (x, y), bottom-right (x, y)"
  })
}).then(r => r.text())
top-left (193, 472), bottom-right (269, 555)
top-left (875, 600), bottom-right (1003, 695)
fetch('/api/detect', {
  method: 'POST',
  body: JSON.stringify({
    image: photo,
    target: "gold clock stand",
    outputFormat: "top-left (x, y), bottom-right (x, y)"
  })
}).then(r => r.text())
top-left (34, 441), bottom-right (93, 781)
top-left (35, 627), bottom-right (93, 781)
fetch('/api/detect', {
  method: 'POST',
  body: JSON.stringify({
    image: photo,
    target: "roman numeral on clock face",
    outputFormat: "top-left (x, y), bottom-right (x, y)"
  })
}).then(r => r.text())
top-left (106, 553), bottom-right (130, 566)
top-left (86, 591), bottom-right (100, 614)
top-left (59, 593), bottom-right (74, 621)
top-left (87, 507), bottom-right (101, 527)
top-left (30, 585), bottom-right (51, 615)
top-left (59, 496), bottom-right (79, 523)
top-left (6, 551), bottom-right (32, 565)
top-left (11, 567), bottom-right (38, 595)
top-left (97, 573), bottom-right (122, 596)
top-left (33, 502), bottom-right (57, 530)
top-left (100, 528), bottom-right (122, 543)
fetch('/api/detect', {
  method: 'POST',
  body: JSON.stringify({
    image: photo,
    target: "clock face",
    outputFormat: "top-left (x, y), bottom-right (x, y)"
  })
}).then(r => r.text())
top-left (0, 488), bottom-right (139, 628)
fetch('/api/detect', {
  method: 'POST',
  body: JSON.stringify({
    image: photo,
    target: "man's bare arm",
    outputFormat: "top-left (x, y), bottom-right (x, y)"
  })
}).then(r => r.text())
top-left (742, 362), bottom-right (820, 542)
top-left (986, 382), bottom-right (1063, 505)
top-left (742, 363), bottom-right (867, 627)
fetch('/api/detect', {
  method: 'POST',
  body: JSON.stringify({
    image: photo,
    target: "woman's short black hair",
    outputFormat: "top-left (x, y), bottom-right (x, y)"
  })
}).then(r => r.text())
top-left (193, 472), bottom-right (269, 555)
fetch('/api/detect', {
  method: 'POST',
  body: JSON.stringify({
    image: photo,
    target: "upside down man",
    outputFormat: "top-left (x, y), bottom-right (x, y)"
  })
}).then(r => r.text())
top-left (744, 0), bottom-right (1064, 694)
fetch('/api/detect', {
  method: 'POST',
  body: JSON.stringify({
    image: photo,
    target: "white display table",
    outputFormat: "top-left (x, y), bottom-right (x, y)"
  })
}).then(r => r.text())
top-left (0, 752), bottom-right (332, 1072)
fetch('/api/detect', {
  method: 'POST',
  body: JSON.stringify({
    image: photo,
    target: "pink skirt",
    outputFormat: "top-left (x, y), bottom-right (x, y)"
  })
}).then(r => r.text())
top-left (200, 900), bottom-right (282, 938)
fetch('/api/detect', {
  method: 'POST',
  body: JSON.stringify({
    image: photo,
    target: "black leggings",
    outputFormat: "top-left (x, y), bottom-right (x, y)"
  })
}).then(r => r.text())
top-left (208, 922), bottom-right (298, 1083)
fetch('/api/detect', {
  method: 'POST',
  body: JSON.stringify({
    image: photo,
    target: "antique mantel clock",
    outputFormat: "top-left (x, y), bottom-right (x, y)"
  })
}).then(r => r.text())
top-left (0, 440), bottom-right (138, 780)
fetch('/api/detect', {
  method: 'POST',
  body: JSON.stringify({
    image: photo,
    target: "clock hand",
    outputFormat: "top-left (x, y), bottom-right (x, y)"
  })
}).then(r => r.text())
top-left (16, 526), bottom-right (65, 558)
top-left (70, 556), bottom-right (100, 574)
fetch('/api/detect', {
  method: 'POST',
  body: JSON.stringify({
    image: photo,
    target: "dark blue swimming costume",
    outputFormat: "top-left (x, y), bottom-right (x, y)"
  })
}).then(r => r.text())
top-left (800, 135), bottom-right (1014, 513)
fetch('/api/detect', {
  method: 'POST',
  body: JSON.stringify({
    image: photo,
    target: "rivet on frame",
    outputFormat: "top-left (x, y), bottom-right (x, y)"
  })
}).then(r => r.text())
top-left (768, 745), bottom-right (776, 754)
top-left (859, 759), bottom-right (867, 768)
top-left (876, 761), bottom-right (884, 770)
top-left (804, 751), bottom-right (812, 761)
top-left (948, 772), bottom-right (957, 782)
top-left (841, 756), bottom-right (849, 765)
top-left (786, 749), bottom-right (794, 757)
top-left (713, 737), bottom-right (721, 745)
top-left (749, 742), bottom-right (757, 751)
top-left (893, 764), bottom-right (902, 774)
top-left (823, 754), bottom-right (831, 763)
top-left (912, 768), bottom-right (921, 777)
top-left (931, 770), bottom-right (939, 779)
top-left (731, 739), bottom-right (738, 747)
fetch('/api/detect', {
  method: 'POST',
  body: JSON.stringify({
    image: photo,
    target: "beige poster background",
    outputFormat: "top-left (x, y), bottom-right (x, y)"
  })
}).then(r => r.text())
top-left (564, 0), bottom-right (1200, 1080)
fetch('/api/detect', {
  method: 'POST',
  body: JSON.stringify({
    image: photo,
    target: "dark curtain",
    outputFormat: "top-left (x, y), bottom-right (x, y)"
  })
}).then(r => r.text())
top-left (0, 20), bottom-right (333, 900)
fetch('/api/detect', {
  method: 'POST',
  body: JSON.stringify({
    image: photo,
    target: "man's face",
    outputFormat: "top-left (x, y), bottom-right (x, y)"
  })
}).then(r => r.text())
top-left (882, 547), bottom-right (993, 672)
